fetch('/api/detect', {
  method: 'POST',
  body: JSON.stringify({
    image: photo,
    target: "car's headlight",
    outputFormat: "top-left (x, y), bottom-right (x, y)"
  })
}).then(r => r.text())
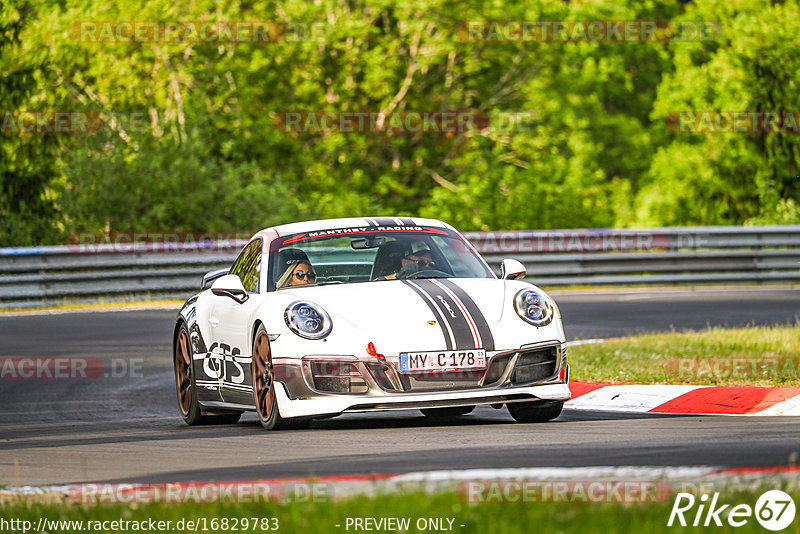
top-left (513, 288), bottom-right (554, 326)
top-left (284, 301), bottom-right (332, 339)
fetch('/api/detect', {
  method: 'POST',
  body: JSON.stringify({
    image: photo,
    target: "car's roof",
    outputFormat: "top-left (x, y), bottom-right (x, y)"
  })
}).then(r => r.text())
top-left (268, 217), bottom-right (453, 237)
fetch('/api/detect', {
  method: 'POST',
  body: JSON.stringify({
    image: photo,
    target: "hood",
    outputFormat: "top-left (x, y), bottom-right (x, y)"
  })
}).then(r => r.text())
top-left (277, 278), bottom-right (509, 352)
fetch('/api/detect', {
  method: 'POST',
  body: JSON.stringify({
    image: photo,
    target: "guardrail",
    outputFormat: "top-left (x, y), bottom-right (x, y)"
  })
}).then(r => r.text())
top-left (1, 225), bottom-right (798, 308)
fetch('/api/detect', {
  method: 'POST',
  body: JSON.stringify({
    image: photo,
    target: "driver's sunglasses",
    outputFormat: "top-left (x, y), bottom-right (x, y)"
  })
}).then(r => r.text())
top-left (294, 270), bottom-right (317, 282)
top-left (405, 256), bottom-right (434, 268)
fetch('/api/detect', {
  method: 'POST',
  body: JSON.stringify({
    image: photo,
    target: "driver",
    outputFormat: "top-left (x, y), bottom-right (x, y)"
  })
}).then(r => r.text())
top-left (276, 248), bottom-right (317, 288)
top-left (384, 243), bottom-right (435, 280)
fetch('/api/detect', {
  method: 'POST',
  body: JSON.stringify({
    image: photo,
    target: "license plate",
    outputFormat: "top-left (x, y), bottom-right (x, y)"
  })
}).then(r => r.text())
top-left (399, 350), bottom-right (487, 373)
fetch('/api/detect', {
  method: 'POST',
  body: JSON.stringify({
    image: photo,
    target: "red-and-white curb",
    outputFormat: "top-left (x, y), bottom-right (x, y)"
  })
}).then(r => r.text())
top-left (565, 339), bottom-right (800, 416)
top-left (566, 382), bottom-right (800, 415)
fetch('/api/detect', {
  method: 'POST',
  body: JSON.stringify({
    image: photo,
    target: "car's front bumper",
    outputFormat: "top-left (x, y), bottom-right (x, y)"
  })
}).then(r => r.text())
top-left (270, 340), bottom-right (570, 418)
top-left (274, 379), bottom-right (571, 418)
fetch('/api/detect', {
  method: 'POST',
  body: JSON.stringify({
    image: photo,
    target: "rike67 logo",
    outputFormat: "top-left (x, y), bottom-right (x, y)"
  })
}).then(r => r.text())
top-left (668, 490), bottom-right (796, 530)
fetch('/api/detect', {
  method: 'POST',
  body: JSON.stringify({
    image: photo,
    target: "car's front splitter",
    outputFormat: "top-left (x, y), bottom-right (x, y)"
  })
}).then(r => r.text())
top-left (274, 381), bottom-right (571, 418)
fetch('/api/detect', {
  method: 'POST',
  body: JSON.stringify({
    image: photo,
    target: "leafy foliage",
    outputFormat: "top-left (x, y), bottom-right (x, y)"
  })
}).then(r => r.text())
top-left (645, 0), bottom-right (800, 226)
top-left (1, 0), bottom-right (798, 244)
top-left (1, 1), bottom-right (64, 245)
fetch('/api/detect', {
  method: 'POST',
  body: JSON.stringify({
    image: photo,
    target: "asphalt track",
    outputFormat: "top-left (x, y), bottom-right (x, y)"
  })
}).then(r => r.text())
top-left (1, 287), bottom-right (798, 486)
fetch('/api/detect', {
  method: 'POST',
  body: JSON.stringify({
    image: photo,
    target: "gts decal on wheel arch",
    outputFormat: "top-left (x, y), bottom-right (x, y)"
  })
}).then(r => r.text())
top-left (201, 342), bottom-right (250, 384)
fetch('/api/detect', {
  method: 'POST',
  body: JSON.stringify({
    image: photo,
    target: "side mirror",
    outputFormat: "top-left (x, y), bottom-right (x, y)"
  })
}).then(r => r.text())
top-left (210, 274), bottom-right (249, 304)
top-left (202, 268), bottom-right (229, 289)
top-left (500, 259), bottom-right (526, 280)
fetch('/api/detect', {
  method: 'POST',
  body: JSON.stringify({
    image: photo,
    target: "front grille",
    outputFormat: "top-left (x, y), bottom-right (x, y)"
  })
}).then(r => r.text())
top-left (511, 346), bottom-right (559, 385)
top-left (308, 361), bottom-right (368, 393)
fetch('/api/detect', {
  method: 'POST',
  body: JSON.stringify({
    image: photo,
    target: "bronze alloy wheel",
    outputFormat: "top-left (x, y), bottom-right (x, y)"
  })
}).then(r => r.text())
top-left (253, 328), bottom-right (276, 423)
top-left (251, 324), bottom-right (309, 430)
top-left (174, 322), bottom-right (242, 425)
top-left (175, 329), bottom-right (193, 416)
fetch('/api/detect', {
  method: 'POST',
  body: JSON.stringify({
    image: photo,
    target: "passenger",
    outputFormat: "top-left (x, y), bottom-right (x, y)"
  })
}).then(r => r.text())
top-left (276, 248), bottom-right (317, 288)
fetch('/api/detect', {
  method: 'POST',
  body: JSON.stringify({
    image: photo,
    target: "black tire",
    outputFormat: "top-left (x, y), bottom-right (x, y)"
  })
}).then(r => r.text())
top-left (174, 323), bottom-right (242, 425)
top-left (252, 324), bottom-right (309, 430)
top-left (507, 401), bottom-right (564, 423)
top-left (421, 406), bottom-right (475, 417)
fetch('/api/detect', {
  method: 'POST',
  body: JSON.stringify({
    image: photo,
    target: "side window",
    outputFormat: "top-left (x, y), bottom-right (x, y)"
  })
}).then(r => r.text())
top-left (241, 247), bottom-right (262, 293)
top-left (229, 240), bottom-right (262, 293)
top-left (229, 249), bottom-right (248, 280)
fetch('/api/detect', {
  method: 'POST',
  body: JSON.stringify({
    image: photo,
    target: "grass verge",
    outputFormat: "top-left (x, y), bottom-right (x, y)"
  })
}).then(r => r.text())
top-left (2, 488), bottom-right (799, 534)
top-left (569, 324), bottom-right (800, 387)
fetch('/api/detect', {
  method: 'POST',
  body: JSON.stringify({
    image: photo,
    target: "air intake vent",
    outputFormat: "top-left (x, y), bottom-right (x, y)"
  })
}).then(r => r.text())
top-left (365, 361), bottom-right (403, 392)
top-left (483, 353), bottom-right (513, 384)
top-left (308, 361), bottom-right (368, 393)
top-left (511, 346), bottom-right (559, 385)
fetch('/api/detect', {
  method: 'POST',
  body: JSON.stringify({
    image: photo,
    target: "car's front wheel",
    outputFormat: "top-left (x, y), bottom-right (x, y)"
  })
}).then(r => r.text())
top-left (252, 325), bottom-right (309, 430)
top-left (507, 401), bottom-right (563, 423)
top-left (174, 323), bottom-right (241, 425)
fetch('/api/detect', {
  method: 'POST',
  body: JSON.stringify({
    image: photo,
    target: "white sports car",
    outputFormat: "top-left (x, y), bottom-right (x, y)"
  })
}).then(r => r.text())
top-left (173, 217), bottom-right (571, 429)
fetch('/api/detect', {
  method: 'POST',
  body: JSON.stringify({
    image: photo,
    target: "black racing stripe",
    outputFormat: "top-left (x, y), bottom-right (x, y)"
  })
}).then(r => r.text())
top-left (438, 279), bottom-right (495, 351)
top-left (402, 281), bottom-right (453, 350)
top-left (414, 279), bottom-right (478, 350)
top-left (363, 217), bottom-right (379, 226)
top-left (374, 217), bottom-right (399, 226)
top-left (399, 217), bottom-right (416, 226)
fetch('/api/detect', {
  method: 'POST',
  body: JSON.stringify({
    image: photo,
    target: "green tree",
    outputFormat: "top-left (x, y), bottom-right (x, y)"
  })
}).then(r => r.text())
top-left (3, 0), bottom-right (798, 243)
top-left (0, 1), bottom-right (63, 245)
top-left (422, 0), bottom-right (679, 230)
top-left (642, 0), bottom-right (800, 225)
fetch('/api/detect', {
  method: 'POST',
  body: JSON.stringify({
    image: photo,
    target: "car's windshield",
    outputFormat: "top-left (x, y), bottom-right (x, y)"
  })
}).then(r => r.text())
top-left (268, 226), bottom-right (494, 290)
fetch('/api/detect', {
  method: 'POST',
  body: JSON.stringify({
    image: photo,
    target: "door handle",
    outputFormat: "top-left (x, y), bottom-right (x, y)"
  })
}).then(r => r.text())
top-left (209, 317), bottom-right (220, 327)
